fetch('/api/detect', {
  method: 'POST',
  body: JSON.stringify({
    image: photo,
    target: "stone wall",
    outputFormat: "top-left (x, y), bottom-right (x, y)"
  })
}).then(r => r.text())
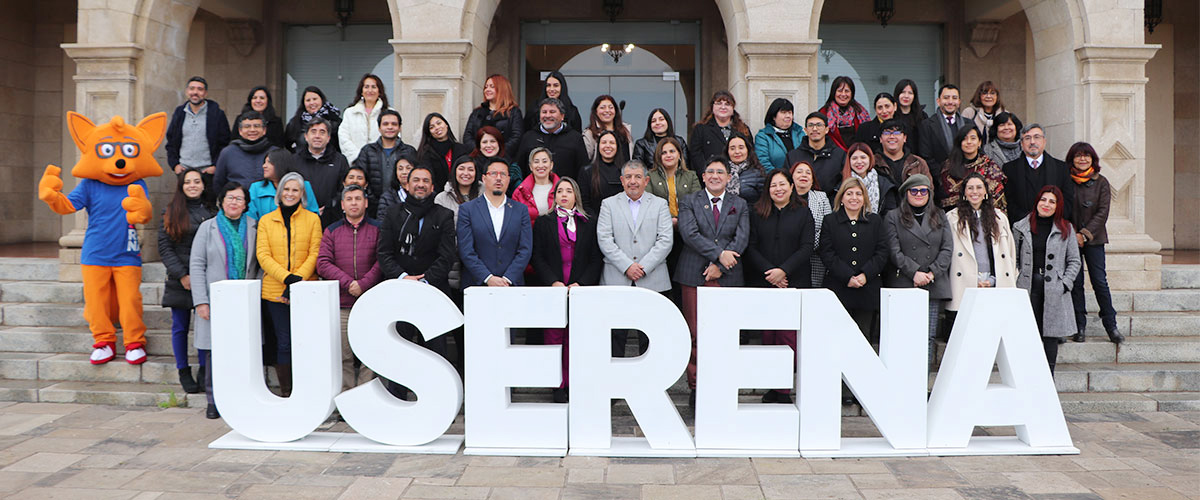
top-left (958, 12), bottom-right (1028, 122)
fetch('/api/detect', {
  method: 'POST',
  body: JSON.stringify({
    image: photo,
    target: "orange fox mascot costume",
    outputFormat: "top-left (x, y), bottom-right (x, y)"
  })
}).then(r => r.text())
top-left (39, 112), bottom-right (167, 365)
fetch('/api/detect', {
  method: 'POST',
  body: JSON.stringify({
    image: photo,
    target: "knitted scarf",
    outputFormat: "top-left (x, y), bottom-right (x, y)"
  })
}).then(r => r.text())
top-left (1071, 166), bottom-right (1095, 185)
top-left (728, 161), bottom-right (748, 196)
top-left (301, 101), bottom-right (341, 123)
top-left (851, 168), bottom-right (881, 214)
top-left (824, 101), bottom-right (870, 129)
top-left (216, 212), bottom-right (247, 280)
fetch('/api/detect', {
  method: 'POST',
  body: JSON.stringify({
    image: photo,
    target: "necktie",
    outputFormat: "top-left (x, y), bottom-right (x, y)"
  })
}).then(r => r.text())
top-left (946, 115), bottom-right (954, 126)
top-left (712, 197), bottom-right (721, 227)
top-left (1031, 159), bottom-right (1039, 169)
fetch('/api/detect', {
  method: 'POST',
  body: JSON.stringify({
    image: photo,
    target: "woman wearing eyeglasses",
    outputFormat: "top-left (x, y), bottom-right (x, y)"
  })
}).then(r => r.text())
top-left (961, 81), bottom-right (1006, 144)
top-left (884, 174), bottom-right (953, 369)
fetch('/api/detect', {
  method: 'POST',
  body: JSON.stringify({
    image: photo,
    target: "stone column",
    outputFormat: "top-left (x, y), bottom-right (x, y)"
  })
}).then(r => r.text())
top-left (736, 41), bottom-right (821, 133)
top-left (1075, 44), bottom-right (1163, 290)
top-left (388, 40), bottom-right (473, 146)
top-left (57, 43), bottom-right (143, 282)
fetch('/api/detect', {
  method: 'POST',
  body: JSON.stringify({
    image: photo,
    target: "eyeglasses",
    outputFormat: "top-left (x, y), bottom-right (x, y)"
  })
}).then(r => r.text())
top-left (224, 196), bottom-right (246, 202)
top-left (484, 172), bottom-right (509, 178)
top-left (1021, 134), bottom-right (1044, 142)
top-left (881, 131), bottom-right (903, 137)
top-left (908, 188), bottom-right (930, 196)
top-left (805, 122), bottom-right (826, 129)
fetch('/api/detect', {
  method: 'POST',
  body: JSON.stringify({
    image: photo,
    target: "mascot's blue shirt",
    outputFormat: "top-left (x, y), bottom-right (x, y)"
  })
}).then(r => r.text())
top-left (67, 179), bottom-right (146, 267)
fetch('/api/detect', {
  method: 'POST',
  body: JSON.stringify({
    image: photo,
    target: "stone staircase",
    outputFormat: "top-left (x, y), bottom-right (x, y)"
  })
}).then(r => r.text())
top-left (0, 258), bottom-right (192, 407)
top-left (0, 257), bottom-right (1195, 413)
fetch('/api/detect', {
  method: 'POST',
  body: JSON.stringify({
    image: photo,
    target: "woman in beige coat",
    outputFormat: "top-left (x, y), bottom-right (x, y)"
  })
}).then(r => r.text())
top-left (946, 173), bottom-right (1017, 313)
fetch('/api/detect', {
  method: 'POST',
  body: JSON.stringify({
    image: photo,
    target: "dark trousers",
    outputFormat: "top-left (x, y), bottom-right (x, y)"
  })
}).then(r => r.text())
top-left (1030, 276), bottom-right (1061, 373)
top-left (1071, 244), bottom-right (1118, 333)
top-left (264, 301), bottom-right (292, 366)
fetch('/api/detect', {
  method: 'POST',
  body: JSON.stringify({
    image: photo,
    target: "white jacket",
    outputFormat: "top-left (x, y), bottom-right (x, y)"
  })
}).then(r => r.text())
top-left (339, 101), bottom-right (392, 163)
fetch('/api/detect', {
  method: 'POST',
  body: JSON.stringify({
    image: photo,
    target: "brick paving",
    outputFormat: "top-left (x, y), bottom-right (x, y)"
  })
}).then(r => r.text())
top-left (0, 401), bottom-right (1196, 499)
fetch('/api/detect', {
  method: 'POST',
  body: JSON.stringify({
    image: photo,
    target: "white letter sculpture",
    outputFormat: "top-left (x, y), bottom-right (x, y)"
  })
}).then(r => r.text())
top-left (463, 287), bottom-right (569, 455)
top-left (568, 286), bottom-right (695, 456)
top-left (927, 288), bottom-right (1077, 455)
top-left (212, 280), bottom-right (340, 444)
top-left (334, 279), bottom-right (464, 452)
top-left (799, 288), bottom-right (928, 457)
top-left (694, 287), bottom-right (800, 456)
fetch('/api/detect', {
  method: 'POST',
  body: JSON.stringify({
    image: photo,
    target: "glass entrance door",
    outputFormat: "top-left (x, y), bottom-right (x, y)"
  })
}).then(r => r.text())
top-left (523, 22), bottom-right (700, 135)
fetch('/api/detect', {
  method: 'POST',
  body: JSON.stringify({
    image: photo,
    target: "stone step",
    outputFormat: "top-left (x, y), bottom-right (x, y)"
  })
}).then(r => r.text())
top-left (0, 281), bottom-right (165, 305)
top-left (36, 381), bottom-right (196, 407)
top-left (1130, 289), bottom-right (1200, 312)
top-left (1052, 337), bottom-right (1200, 364)
top-left (1056, 362), bottom-right (1200, 392)
top-left (1057, 392), bottom-right (1200, 413)
top-left (0, 352), bottom-right (197, 386)
top-left (0, 327), bottom-right (191, 357)
top-left (1079, 311), bottom-right (1200, 337)
top-left (1162, 264), bottom-right (1200, 289)
top-left (0, 258), bottom-right (59, 281)
top-left (0, 302), bottom-right (172, 329)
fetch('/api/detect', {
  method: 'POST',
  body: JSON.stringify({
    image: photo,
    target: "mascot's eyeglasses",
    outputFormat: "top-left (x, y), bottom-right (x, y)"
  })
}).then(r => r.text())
top-left (95, 142), bottom-right (140, 159)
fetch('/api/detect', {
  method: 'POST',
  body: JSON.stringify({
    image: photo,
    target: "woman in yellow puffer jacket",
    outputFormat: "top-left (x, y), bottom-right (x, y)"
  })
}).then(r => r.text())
top-left (256, 171), bottom-right (322, 396)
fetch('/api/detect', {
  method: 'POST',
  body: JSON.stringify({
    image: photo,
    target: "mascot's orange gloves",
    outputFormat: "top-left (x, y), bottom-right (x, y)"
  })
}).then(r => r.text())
top-left (38, 165), bottom-right (76, 215)
top-left (122, 184), bottom-right (153, 225)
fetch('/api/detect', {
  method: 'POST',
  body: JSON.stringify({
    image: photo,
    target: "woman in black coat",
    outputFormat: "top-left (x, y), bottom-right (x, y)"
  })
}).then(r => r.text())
top-left (417, 113), bottom-right (472, 193)
top-left (524, 70), bottom-right (583, 134)
top-left (462, 74), bottom-right (524, 155)
top-left (233, 86), bottom-right (285, 147)
top-left (688, 90), bottom-right (752, 169)
top-left (819, 177), bottom-right (890, 342)
top-left (745, 169), bottom-right (815, 404)
top-left (157, 168), bottom-right (216, 394)
top-left (284, 86), bottom-right (341, 153)
top-left (746, 169), bottom-right (815, 290)
top-left (633, 108), bottom-right (688, 168)
top-left (531, 177), bottom-right (602, 403)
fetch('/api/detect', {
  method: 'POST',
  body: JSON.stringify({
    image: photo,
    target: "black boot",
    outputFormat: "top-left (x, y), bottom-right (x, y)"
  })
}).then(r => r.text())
top-left (1071, 331), bottom-right (1086, 343)
top-left (276, 364), bottom-right (293, 397)
top-left (179, 368), bottom-right (200, 394)
top-left (777, 392), bottom-right (793, 404)
top-left (206, 403), bottom-right (220, 419)
top-left (553, 388), bottom-right (568, 403)
top-left (1106, 326), bottom-right (1125, 344)
top-left (761, 390), bottom-right (779, 403)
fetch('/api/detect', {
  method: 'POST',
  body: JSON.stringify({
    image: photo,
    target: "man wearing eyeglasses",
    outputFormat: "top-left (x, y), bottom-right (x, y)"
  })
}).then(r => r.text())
top-left (165, 76), bottom-right (230, 180)
top-left (457, 159), bottom-right (533, 288)
top-left (1001, 123), bottom-right (1075, 224)
top-left (785, 112), bottom-right (846, 198)
top-left (873, 119), bottom-right (932, 190)
top-left (214, 111), bottom-right (272, 191)
top-left (675, 155), bottom-right (751, 407)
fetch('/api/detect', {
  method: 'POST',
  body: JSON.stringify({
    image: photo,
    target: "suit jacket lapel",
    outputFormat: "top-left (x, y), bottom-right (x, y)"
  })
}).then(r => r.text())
top-left (939, 115), bottom-right (954, 152)
top-left (478, 200), bottom-right (499, 242)
top-left (911, 215), bottom-right (932, 244)
top-left (698, 192), bottom-right (717, 234)
top-left (716, 195), bottom-right (736, 233)
top-left (498, 199), bottom-right (519, 242)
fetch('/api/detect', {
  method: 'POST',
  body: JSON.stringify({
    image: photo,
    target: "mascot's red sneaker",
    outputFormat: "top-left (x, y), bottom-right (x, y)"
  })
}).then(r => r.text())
top-left (124, 343), bottom-right (147, 365)
top-left (90, 341), bottom-right (116, 365)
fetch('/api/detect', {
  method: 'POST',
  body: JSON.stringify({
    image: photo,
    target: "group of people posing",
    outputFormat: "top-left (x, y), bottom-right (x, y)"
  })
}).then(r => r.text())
top-left (158, 72), bottom-right (1123, 417)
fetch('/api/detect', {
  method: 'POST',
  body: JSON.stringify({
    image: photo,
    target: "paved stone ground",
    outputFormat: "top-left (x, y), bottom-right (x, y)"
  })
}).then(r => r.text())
top-left (0, 401), bottom-right (1196, 499)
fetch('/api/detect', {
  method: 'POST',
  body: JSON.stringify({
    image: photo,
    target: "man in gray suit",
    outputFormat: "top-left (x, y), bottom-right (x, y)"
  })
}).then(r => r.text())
top-left (597, 160), bottom-right (674, 357)
top-left (675, 154), bottom-right (750, 406)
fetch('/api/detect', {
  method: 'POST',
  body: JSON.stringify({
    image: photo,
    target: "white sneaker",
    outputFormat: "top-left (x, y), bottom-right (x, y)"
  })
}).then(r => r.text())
top-left (125, 347), bottom-right (147, 365)
top-left (90, 344), bottom-right (115, 365)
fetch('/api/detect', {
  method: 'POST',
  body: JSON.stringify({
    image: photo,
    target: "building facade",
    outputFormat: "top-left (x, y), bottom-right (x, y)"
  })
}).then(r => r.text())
top-left (1, 0), bottom-right (1195, 289)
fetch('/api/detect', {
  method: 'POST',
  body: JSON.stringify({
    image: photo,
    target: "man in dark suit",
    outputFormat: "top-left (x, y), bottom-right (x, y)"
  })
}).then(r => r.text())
top-left (916, 84), bottom-right (971, 179)
top-left (457, 158), bottom-right (533, 288)
top-left (1001, 123), bottom-right (1075, 224)
top-left (675, 153), bottom-right (751, 407)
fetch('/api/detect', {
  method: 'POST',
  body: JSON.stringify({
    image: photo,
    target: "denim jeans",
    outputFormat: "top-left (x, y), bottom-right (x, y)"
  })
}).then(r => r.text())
top-left (1071, 244), bottom-right (1118, 333)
